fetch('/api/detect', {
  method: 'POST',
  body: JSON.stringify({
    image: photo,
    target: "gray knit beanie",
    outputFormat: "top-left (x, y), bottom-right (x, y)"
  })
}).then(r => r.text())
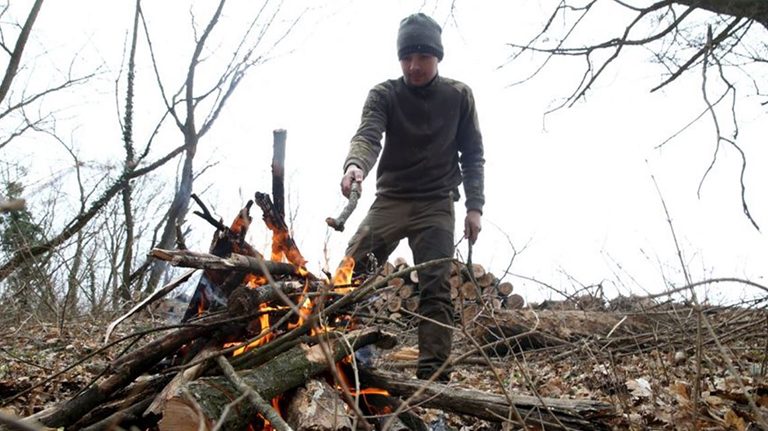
top-left (397, 13), bottom-right (443, 61)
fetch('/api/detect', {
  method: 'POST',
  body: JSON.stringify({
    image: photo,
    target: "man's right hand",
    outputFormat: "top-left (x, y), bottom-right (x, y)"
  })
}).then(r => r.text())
top-left (341, 164), bottom-right (364, 198)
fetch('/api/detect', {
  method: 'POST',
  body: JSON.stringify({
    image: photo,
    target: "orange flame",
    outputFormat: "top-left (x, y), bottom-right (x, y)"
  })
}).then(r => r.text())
top-left (245, 273), bottom-right (269, 288)
top-left (230, 303), bottom-right (276, 356)
top-left (332, 256), bottom-right (355, 293)
top-left (271, 229), bottom-right (307, 268)
top-left (335, 356), bottom-right (390, 397)
top-left (197, 292), bottom-right (207, 316)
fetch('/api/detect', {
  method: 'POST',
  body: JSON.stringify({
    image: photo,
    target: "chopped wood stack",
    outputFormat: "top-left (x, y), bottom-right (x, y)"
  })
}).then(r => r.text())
top-left (365, 257), bottom-right (525, 325)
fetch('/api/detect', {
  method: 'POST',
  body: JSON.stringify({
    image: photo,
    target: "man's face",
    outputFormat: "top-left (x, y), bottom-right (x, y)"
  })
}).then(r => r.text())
top-left (400, 53), bottom-right (439, 87)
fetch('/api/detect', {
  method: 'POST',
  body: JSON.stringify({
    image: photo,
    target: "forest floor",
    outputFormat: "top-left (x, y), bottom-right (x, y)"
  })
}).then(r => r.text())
top-left (0, 296), bottom-right (766, 430)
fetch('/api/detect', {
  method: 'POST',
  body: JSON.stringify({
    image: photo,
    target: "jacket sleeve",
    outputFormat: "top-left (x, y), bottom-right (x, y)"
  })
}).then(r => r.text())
top-left (344, 85), bottom-right (388, 178)
top-left (457, 86), bottom-right (485, 213)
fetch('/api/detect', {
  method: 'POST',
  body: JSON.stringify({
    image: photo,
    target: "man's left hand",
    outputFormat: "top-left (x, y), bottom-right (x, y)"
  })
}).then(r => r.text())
top-left (464, 210), bottom-right (482, 245)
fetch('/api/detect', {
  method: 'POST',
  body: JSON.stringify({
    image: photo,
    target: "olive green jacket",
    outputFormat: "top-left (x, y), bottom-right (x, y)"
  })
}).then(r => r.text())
top-left (344, 75), bottom-right (485, 213)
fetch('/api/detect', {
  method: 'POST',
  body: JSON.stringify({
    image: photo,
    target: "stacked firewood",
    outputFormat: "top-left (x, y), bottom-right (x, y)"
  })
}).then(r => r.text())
top-left (367, 257), bottom-right (525, 324)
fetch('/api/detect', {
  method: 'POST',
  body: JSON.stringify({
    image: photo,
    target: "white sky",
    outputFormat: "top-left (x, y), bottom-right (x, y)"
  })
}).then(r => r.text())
top-left (7, 0), bottom-right (767, 304)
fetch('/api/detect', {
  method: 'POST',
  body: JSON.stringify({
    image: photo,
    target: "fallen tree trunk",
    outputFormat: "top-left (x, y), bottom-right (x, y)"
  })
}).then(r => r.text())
top-left (159, 328), bottom-right (397, 431)
top-left (360, 369), bottom-right (616, 430)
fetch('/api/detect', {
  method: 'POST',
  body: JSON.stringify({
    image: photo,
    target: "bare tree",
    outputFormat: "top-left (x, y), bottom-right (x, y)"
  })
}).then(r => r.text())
top-left (142, 0), bottom-right (304, 292)
top-left (502, 0), bottom-right (767, 230)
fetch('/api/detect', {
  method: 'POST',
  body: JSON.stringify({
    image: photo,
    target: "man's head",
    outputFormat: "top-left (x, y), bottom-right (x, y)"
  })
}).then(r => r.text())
top-left (397, 13), bottom-right (442, 87)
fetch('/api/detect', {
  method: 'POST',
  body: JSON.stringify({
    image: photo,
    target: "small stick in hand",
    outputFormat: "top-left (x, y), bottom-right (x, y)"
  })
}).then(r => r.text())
top-left (326, 182), bottom-right (360, 232)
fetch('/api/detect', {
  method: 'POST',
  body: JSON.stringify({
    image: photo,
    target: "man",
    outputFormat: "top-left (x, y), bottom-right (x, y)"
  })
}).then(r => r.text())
top-left (339, 12), bottom-right (485, 381)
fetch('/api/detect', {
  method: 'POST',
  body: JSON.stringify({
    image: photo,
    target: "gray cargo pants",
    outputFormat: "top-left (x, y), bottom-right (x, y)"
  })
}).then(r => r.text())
top-left (345, 194), bottom-right (455, 380)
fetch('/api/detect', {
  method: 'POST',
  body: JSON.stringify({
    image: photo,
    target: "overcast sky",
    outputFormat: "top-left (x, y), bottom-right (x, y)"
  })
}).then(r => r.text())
top-left (11, 0), bottom-right (768, 304)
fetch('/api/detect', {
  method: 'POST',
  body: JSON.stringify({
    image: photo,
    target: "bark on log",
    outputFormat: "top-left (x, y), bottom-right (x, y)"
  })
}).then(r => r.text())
top-left (159, 328), bottom-right (396, 431)
top-left (286, 379), bottom-right (352, 431)
top-left (151, 249), bottom-right (299, 276)
top-left (359, 369), bottom-right (615, 430)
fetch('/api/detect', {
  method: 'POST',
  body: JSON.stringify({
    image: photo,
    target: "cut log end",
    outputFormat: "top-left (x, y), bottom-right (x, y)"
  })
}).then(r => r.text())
top-left (158, 398), bottom-right (212, 431)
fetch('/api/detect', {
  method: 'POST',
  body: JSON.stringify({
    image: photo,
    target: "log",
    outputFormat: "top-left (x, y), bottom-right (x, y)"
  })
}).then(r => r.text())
top-left (145, 344), bottom-right (219, 416)
top-left (450, 285), bottom-right (459, 300)
top-left (393, 257), bottom-right (408, 269)
top-left (448, 274), bottom-right (462, 290)
top-left (497, 281), bottom-right (514, 296)
top-left (380, 261), bottom-right (396, 276)
top-left (80, 397), bottom-right (153, 431)
top-left (286, 379), bottom-right (352, 431)
top-left (459, 281), bottom-right (479, 301)
top-left (151, 249), bottom-right (299, 276)
top-left (470, 263), bottom-right (486, 279)
top-left (408, 270), bottom-right (419, 284)
top-left (386, 295), bottom-right (402, 313)
top-left (359, 368), bottom-right (615, 430)
top-left (476, 272), bottom-right (496, 288)
top-left (158, 328), bottom-right (397, 431)
top-left (396, 283), bottom-right (415, 299)
top-left (505, 293), bottom-right (525, 309)
top-left (403, 296), bottom-right (419, 313)
top-left (387, 277), bottom-right (405, 290)
top-left (72, 374), bottom-right (169, 430)
top-left (481, 286), bottom-right (497, 300)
